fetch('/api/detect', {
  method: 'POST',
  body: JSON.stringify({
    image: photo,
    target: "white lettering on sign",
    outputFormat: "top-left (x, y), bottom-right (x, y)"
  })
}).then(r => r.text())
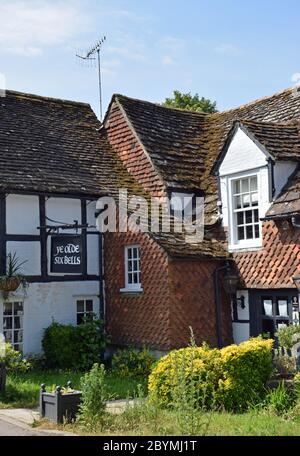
top-left (54, 244), bottom-right (80, 255)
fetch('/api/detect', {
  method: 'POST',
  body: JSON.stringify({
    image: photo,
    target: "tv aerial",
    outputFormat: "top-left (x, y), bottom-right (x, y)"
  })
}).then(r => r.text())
top-left (76, 36), bottom-right (106, 121)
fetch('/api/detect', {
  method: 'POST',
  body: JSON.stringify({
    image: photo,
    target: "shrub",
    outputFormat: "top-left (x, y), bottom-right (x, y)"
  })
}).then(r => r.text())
top-left (78, 363), bottom-right (107, 429)
top-left (276, 325), bottom-right (300, 350)
top-left (42, 322), bottom-right (77, 369)
top-left (42, 318), bottom-right (107, 370)
top-left (3, 343), bottom-right (31, 373)
top-left (74, 317), bottom-right (107, 371)
top-left (112, 347), bottom-right (156, 378)
top-left (149, 337), bottom-right (273, 412)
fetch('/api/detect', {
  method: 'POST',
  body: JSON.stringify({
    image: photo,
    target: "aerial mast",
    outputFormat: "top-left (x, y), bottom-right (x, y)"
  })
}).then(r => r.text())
top-left (76, 36), bottom-right (106, 121)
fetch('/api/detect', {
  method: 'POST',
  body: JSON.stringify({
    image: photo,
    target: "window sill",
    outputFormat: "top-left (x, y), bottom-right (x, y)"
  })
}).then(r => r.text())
top-left (119, 287), bottom-right (143, 296)
top-left (228, 242), bottom-right (262, 253)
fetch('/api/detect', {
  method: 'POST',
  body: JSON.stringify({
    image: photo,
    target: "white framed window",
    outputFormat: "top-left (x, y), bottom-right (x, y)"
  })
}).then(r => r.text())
top-left (228, 173), bottom-right (262, 250)
top-left (121, 245), bottom-right (142, 292)
top-left (76, 298), bottom-right (94, 325)
top-left (3, 301), bottom-right (23, 352)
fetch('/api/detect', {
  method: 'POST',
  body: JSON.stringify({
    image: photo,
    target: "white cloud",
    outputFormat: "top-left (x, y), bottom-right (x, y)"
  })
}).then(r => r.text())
top-left (0, 0), bottom-right (89, 57)
top-left (214, 43), bottom-right (240, 56)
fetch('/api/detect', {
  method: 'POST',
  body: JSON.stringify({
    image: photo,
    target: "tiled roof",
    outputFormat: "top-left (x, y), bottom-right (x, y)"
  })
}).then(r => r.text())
top-left (0, 90), bottom-right (112, 196)
top-left (114, 87), bottom-right (300, 225)
top-left (240, 120), bottom-right (300, 161)
top-left (265, 166), bottom-right (300, 218)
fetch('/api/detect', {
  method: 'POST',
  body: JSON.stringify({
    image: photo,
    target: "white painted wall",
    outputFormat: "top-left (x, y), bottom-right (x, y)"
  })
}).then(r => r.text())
top-left (273, 161), bottom-right (297, 198)
top-left (233, 323), bottom-right (250, 344)
top-left (46, 198), bottom-right (81, 233)
top-left (0, 281), bottom-right (100, 354)
top-left (6, 241), bottom-right (41, 276)
top-left (0, 194), bottom-right (102, 355)
top-left (6, 194), bottom-right (39, 234)
top-left (219, 128), bottom-right (268, 177)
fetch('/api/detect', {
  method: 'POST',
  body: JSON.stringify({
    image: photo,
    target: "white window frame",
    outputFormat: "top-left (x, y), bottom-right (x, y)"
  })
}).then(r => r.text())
top-left (120, 245), bottom-right (143, 292)
top-left (227, 171), bottom-right (262, 250)
top-left (3, 300), bottom-right (24, 352)
top-left (75, 296), bottom-right (95, 325)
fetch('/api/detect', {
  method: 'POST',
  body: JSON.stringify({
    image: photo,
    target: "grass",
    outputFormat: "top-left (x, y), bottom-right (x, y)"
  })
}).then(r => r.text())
top-left (0, 370), bottom-right (147, 409)
top-left (61, 408), bottom-right (300, 436)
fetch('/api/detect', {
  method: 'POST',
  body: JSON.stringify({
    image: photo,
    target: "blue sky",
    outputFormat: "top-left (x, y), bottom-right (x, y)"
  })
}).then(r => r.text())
top-left (1, 0), bottom-right (300, 118)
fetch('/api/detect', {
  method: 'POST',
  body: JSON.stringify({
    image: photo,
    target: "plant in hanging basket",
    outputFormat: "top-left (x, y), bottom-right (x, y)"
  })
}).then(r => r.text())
top-left (0, 252), bottom-right (28, 294)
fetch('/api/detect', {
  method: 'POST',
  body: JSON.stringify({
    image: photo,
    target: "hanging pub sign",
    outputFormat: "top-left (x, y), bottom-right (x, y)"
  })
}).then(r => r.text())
top-left (50, 235), bottom-right (83, 274)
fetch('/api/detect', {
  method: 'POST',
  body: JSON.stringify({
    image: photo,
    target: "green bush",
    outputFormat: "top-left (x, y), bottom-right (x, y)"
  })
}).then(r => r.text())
top-left (275, 325), bottom-right (300, 350)
top-left (74, 318), bottom-right (106, 371)
top-left (149, 337), bottom-right (273, 412)
top-left (42, 322), bottom-right (77, 369)
top-left (78, 363), bottom-right (107, 429)
top-left (42, 318), bottom-right (106, 370)
top-left (3, 343), bottom-right (31, 373)
top-left (112, 347), bottom-right (156, 378)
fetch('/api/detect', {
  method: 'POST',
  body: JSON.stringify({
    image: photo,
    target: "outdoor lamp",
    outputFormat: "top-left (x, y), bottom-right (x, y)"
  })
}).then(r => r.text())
top-left (221, 268), bottom-right (245, 309)
top-left (292, 272), bottom-right (300, 292)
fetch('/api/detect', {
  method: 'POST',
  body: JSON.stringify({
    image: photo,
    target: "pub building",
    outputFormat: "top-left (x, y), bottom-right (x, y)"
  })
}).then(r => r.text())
top-left (2, 86), bottom-right (300, 356)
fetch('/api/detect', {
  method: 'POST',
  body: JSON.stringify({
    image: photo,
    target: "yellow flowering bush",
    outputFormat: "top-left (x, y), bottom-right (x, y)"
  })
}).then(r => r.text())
top-left (148, 337), bottom-right (273, 411)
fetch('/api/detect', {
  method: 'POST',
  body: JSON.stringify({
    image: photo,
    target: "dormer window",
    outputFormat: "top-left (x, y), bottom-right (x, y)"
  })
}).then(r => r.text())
top-left (233, 176), bottom-right (260, 242)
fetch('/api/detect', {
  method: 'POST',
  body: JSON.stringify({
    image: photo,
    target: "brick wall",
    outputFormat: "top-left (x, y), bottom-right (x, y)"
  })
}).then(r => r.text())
top-left (104, 229), bottom-right (233, 349)
top-left (168, 259), bottom-right (233, 348)
top-left (104, 230), bottom-right (172, 350)
top-left (105, 102), bottom-right (164, 197)
top-left (234, 219), bottom-right (300, 288)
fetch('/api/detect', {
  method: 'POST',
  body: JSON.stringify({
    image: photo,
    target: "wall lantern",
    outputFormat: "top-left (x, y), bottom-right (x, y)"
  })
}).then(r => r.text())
top-left (221, 268), bottom-right (245, 309)
top-left (292, 272), bottom-right (300, 292)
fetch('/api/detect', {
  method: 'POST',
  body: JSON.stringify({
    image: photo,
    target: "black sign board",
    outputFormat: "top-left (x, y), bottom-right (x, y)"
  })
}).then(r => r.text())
top-left (50, 235), bottom-right (83, 274)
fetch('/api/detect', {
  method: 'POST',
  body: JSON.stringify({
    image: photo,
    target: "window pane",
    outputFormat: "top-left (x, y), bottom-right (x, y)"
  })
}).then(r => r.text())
top-left (3, 317), bottom-right (12, 330)
top-left (251, 193), bottom-right (258, 206)
top-left (241, 179), bottom-right (249, 193)
top-left (77, 300), bottom-right (84, 312)
top-left (14, 303), bottom-right (23, 315)
top-left (245, 210), bottom-right (253, 224)
top-left (277, 299), bottom-right (288, 317)
top-left (86, 300), bottom-right (93, 312)
top-left (127, 248), bottom-right (132, 259)
top-left (128, 261), bottom-right (132, 272)
top-left (242, 194), bottom-right (250, 208)
top-left (4, 330), bottom-right (12, 342)
top-left (262, 299), bottom-right (273, 316)
top-left (234, 180), bottom-right (240, 194)
top-left (133, 260), bottom-right (138, 272)
top-left (133, 247), bottom-right (138, 259)
top-left (77, 313), bottom-right (84, 325)
top-left (238, 226), bottom-right (245, 240)
top-left (237, 212), bottom-right (244, 225)
top-left (4, 302), bottom-right (12, 315)
top-left (14, 316), bottom-right (22, 329)
top-left (246, 225), bottom-right (253, 239)
top-left (133, 273), bottom-right (138, 284)
top-left (128, 274), bottom-right (132, 284)
top-left (234, 195), bottom-right (242, 209)
top-left (250, 177), bottom-right (258, 191)
top-left (254, 209), bottom-right (259, 223)
top-left (254, 224), bottom-right (260, 238)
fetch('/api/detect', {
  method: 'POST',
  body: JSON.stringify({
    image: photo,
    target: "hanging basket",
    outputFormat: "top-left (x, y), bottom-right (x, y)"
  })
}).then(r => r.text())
top-left (0, 277), bottom-right (22, 293)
